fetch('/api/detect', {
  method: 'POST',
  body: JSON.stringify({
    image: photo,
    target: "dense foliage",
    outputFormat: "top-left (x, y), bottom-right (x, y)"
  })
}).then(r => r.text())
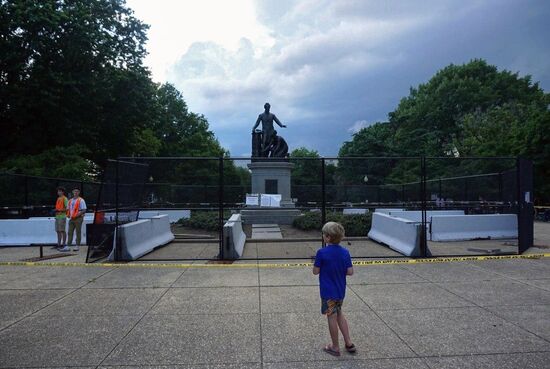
top-left (293, 211), bottom-right (372, 237)
top-left (339, 59), bottom-right (550, 201)
top-left (0, 0), bottom-right (227, 179)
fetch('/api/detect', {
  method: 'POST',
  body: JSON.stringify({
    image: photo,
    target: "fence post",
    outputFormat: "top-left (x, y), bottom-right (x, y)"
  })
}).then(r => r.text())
top-left (218, 156), bottom-right (224, 259)
top-left (114, 159), bottom-right (120, 261)
top-left (80, 180), bottom-right (84, 196)
top-left (24, 175), bottom-right (29, 208)
top-left (420, 156), bottom-right (428, 257)
top-left (321, 158), bottom-right (326, 239)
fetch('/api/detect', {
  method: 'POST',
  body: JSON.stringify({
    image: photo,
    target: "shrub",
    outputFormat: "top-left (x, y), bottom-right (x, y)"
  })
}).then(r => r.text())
top-left (293, 211), bottom-right (372, 237)
top-left (177, 211), bottom-right (219, 231)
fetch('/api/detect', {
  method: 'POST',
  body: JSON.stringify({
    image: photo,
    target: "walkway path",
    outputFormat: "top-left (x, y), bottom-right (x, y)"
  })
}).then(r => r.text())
top-left (251, 223), bottom-right (283, 239)
top-left (1, 257), bottom-right (549, 368)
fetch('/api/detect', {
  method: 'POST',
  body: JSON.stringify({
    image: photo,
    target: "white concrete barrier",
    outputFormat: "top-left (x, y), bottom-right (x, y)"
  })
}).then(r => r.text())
top-left (109, 214), bottom-right (174, 261)
top-left (431, 214), bottom-right (517, 241)
top-left (368, 212), bottom-right (422, 257)
top-left (0, 215), bottom-right (94, 246)
top-left (343, 208), bottom-right (369, 215)
top-left (138, 210), bottom-right (190, 223)
top-left (387, 210), bottom-right (465, 222)
top-left (222, 214), bottom-right (246, 259)
top-left (375, 208), bottom-right (403, 215)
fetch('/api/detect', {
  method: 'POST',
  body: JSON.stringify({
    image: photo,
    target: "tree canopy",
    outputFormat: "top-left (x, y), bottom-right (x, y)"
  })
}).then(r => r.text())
top-left (0, 0), bottom-right (226, 179)
top-left (339, 59), bottom-right (550, 201)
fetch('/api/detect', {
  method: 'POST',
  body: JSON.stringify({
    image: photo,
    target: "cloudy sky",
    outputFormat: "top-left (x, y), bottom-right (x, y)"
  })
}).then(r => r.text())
top-left (126, 0), bottom-right (550, 157)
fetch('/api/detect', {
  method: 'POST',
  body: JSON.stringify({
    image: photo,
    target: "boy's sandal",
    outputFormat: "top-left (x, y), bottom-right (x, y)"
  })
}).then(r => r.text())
top-left (345, 344), bottom-right (357, 354)
top-left (323, 345), bottom-right (341, 357)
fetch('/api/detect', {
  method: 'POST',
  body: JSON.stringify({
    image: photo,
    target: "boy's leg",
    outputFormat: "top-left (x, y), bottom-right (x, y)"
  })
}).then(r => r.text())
top-left (62, 231), bottom-right (67, 246)
top-left (336, 311), bottom-right (353, 347)
top-left (327, 313), bottom-right (340, 350)
top-left (56, 231), bottom-right (62, 247)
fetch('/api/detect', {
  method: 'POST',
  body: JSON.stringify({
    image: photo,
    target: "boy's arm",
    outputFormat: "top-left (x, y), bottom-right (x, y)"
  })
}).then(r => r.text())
top-left (313, 249), bottom-right (321, 275)
top-left (345, 250), bottom-right (353, 276)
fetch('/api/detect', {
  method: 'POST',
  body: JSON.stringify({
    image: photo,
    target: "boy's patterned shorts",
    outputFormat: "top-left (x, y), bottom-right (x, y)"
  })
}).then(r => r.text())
top-left (321, 299), bottom-right (343, 316)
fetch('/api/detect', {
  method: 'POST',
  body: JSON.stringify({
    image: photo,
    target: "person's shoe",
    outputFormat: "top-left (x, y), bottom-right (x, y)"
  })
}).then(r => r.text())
top-left (72, 246), bottom-right (80, 252)
top-left (59, 246), bottom-right (70, 252)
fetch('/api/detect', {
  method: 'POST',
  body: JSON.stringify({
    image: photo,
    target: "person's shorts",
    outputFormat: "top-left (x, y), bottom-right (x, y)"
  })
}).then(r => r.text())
top-left (321, 299), bottom-right (343, 316)
top-left (55, 218), bottom-right (66, 232)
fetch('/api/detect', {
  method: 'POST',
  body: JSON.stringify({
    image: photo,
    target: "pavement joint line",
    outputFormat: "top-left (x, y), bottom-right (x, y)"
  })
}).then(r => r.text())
top-left (96, 260), bottom-right (186, 368)
top-left (347, 284), bottom-right (422, 358)
top-left (414, 265), bottom-right (550, 346)
top-left (0, 266), bottom-right (116, 335)
top-left (0, 253), bottom-right (548, 269)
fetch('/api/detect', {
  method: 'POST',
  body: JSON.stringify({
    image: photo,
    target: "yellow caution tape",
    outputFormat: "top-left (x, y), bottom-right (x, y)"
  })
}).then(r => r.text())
top-left (0, 253), bottom-right (548, 269)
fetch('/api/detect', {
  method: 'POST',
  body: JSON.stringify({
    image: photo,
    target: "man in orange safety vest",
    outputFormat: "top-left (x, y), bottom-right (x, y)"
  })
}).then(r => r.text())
top-left (59, 188), bottom-right (87, 252)
top-left (53, 187), bottom-right (68, 250)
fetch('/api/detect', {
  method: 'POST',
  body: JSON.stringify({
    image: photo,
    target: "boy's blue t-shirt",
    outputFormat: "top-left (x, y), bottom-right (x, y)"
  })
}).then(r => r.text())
top-left (314, 244), bottom-right (352, 300)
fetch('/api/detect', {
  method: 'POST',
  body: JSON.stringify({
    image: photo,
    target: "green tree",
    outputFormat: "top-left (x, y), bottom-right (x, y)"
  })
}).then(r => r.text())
top-left (389, 59), bottom-right (545, 156)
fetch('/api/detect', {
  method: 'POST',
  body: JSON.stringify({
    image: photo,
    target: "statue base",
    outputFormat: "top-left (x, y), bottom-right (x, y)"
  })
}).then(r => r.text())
top-left (247, 161), bottom-right (294, 207)
top-left (242, 160), bottom-right (299, 225)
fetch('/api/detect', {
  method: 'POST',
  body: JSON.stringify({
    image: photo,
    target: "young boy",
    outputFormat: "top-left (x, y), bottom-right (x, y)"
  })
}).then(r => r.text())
top-left (313, 221), bottom-right (356, 356)
top-left (54, 187), bottom-right (68, 249)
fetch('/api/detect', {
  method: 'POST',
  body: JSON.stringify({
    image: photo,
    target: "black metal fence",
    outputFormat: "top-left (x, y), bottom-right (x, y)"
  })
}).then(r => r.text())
top-left (2, 156), bottom-right (533, 262)
top-left (0, 172), bottom-right (101, 218)
top-left (112, 156), bottom-right (531, 262)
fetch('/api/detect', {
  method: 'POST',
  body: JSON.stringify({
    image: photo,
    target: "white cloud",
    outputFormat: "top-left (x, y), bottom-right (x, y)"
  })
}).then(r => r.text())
top-left (126, 0), bottom-right (550, 156)
top-left (348, 120), bottom-right (371, 133)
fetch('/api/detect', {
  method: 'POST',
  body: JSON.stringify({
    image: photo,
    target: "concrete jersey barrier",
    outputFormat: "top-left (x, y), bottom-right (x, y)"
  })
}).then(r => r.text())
top-left (431, 214), bottom-right (517, 241)
top-left (375, 208), bottom-right (404, 215)
top-left (108, 214), bottom-right (174, 261)
top-left (138, 210), bottom-right (191, 223)
top-left (368, 212), bottom-right (422, 257)
top-left (387, 210), bottom-right (465, 222)
top-left (222, 214), bottom-right (246, 259)
top-left (0, 215), bottom-right (94, 246)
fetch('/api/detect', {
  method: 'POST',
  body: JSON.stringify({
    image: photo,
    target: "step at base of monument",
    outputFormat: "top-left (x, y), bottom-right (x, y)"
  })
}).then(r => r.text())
top-left (241, 209), bottom-right (301, 225)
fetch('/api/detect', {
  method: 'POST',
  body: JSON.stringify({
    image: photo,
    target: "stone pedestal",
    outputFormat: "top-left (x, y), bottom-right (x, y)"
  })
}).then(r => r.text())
top-left (241, 161), bottom-right (300, 225)
top-left (247, 161), bottom-right (295, 208)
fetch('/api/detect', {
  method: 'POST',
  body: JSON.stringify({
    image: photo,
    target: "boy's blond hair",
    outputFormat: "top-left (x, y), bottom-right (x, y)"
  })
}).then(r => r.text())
top-left (322, 221), bottom-right (345, 244)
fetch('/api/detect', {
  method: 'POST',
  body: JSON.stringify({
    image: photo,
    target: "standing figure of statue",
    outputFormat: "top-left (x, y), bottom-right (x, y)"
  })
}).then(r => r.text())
top-left (252, 103), bottom-right (287, 157)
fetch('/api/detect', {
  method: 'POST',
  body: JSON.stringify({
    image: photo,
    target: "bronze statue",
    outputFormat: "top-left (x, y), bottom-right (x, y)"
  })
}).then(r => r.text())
top-left (252, 103), bottom-right (288, 158)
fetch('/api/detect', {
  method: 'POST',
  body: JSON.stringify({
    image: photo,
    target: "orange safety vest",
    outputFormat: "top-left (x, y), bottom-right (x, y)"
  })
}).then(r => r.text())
top-left (55, 196), bottom-right (67, 215)
top-left (69, 197), bottom-right (82, 219)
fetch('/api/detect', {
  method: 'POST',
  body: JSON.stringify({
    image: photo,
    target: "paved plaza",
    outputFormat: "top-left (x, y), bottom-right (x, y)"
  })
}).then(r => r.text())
top-left (0, 255), bottom-right (550, 368)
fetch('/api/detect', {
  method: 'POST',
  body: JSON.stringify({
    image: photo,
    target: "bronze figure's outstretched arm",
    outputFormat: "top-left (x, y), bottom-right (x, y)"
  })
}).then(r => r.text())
top-left (273, 114), bottom-right (286, 128)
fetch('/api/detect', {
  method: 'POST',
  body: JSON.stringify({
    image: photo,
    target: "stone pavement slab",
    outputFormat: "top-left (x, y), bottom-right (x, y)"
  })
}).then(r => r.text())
top-left (101, 365), bottom-right (261, 369)
top-left (264, 358), bottom-right (430, 369)
top-left (0, 266), bottom-right (112, 289)
top-left (173, 267), bottom-right (259, 287)
top-left (37, 287), bottom-right (166, 316)
top-left (260, 286), bottom-right (365, 313)
top-left (485, 304), bottom-right (550, 341)
top-left (348, 265), bottom-right (427, 285)
top-left (261, 311), bottom-right (415, 362)
top-left (424, 352), bottom-right (550, 369)
top-left (439, 279), bottom-right (550, 306)
top-left (83, 267), bottom-right (184, 288)
top-left (103, 313), bottom-right (261, 366)
top-left (400, 262), bottom-right (505, 282)
top-left (0, 289), bottom-right (72, 329)
top-left (523, 278), bottom-right (550, 291)
top-left (0, 314), bottom-right (139, 367)
top-left (469, 259), bottom-right (550, 280)
top-left (260, 266), bottom-right (317, 286)
top-left (351, 283), bottom-right (474, 311)
top-left (378, 306), bottom-right (550, 356)
top-left (151, 286), bottom-right (259, 314)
